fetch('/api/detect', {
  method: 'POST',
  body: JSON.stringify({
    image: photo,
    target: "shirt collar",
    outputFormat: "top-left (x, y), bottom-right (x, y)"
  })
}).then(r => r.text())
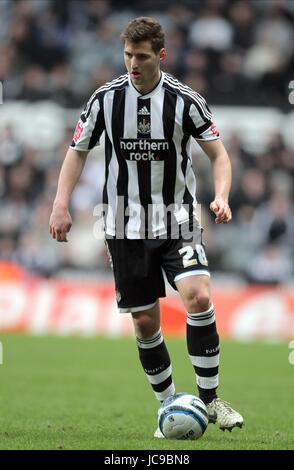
top-left (128, 71), bottom-right (164, 99)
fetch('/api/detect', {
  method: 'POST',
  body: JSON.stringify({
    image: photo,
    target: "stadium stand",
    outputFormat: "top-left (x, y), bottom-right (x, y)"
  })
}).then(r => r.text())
top-left (0, 0), bottom-right (293, 284)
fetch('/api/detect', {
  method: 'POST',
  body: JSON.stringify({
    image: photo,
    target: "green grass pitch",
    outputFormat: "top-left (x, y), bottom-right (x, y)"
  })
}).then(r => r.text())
top-left (0, 334), bottom-right (293, 450)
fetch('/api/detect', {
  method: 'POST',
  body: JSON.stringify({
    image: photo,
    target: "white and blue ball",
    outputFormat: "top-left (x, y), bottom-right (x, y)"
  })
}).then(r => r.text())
top-left (158, 393), bottom-right (208, 440)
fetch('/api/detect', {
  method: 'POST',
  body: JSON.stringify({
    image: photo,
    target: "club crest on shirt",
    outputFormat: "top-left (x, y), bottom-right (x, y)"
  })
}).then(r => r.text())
top-left (137, 119), bottom-right (151, 134)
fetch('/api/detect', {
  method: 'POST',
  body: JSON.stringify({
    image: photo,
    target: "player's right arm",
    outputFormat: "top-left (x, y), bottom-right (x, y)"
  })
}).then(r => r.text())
top-left (49, 148), bottom-right (89, 242)
top-left (50, 88), bottom-right (105, 242)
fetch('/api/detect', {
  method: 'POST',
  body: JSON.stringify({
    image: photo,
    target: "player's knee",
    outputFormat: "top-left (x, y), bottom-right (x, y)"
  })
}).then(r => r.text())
top-left (195, 291), bottom-right (211, 312)
top-left (185, 288), bottom-right (211, 313)
top-left (132, 313), bottom-right (158, 340)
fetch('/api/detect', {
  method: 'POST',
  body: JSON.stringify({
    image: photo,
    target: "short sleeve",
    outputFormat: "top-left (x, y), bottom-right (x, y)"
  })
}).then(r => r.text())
top-left (70, 92), bottom-right (105, 151)
top-left (188, 97), bottom-right (220, 141)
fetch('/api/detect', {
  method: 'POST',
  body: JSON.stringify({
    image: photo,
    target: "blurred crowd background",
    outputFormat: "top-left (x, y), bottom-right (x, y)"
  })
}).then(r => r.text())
top-left (0, 0), bottom-right (293, 285)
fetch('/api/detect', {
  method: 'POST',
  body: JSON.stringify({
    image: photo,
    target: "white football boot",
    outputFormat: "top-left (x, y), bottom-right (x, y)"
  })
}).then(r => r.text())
top-left (154, 427), bottom-right (165, 438)
top-left (206, 398), bottom-right (244, 431)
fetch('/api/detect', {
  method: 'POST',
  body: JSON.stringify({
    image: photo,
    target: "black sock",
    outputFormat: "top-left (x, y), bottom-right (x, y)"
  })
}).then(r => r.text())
top-left (136, 329), bottom-right (175, 402)
top-left (186, 305), bottom-right (219, 404)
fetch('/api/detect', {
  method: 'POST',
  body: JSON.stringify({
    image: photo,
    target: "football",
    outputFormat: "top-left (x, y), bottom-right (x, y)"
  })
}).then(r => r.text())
top-left (157, 393), bottom-right (208, 440)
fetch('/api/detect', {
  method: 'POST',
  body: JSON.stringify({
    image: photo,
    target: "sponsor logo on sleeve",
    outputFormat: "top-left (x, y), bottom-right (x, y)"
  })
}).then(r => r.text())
top-left (210, 122), bottom-right (219, 136)
top-left (73, 121), bottom-right (84, 143)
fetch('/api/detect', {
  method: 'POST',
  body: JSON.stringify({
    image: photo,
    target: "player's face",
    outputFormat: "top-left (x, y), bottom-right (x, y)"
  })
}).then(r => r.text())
top-left (124, 40), bottom-right (166, 94)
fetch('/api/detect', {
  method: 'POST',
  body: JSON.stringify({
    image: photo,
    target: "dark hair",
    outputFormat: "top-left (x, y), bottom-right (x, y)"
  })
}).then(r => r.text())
top-left (121, 17), bottom-right (165, 53)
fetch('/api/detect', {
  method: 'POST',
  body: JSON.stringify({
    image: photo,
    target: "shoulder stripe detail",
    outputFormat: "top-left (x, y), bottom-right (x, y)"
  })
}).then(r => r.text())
top-left (82, 75), bottom-right (129, 119)
top-left (97, 74), bottom-right (129, 94)
top-left (164, 75), bottom-right (211, 120)
top-left (164, 74), bottom-right (212, 121)
top-left (164, 73), bottom-right (210, 112)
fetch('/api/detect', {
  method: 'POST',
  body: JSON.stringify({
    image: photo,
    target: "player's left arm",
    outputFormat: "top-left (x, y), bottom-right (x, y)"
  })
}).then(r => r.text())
top-left (197, 139), bottom-right (232, 224)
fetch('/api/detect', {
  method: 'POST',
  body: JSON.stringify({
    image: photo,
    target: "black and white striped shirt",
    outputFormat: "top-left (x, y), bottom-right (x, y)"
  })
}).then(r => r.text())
top-left (70, 72), bottom-right (219, 238)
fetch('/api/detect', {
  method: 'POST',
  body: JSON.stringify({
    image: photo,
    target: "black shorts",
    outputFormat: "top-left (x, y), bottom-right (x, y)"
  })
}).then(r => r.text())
top-left (105, 226), bottom-right (210, 313)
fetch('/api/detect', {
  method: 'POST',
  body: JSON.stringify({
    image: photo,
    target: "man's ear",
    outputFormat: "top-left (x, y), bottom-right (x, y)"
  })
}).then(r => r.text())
top-left (159, 48), bottom-right (166, 61)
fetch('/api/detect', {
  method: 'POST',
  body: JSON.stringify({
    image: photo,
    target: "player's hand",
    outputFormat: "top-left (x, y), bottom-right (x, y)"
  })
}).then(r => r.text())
top-left (49, 205), bottom-right (72, 242)
top-left (210, 198), bottom-right (232, 224)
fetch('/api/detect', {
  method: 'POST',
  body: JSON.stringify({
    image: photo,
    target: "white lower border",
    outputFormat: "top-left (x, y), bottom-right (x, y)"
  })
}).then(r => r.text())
top-left (119, 301), bottom-right (157, 314)
top-left (174, 270), bottom-right (211, 283)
